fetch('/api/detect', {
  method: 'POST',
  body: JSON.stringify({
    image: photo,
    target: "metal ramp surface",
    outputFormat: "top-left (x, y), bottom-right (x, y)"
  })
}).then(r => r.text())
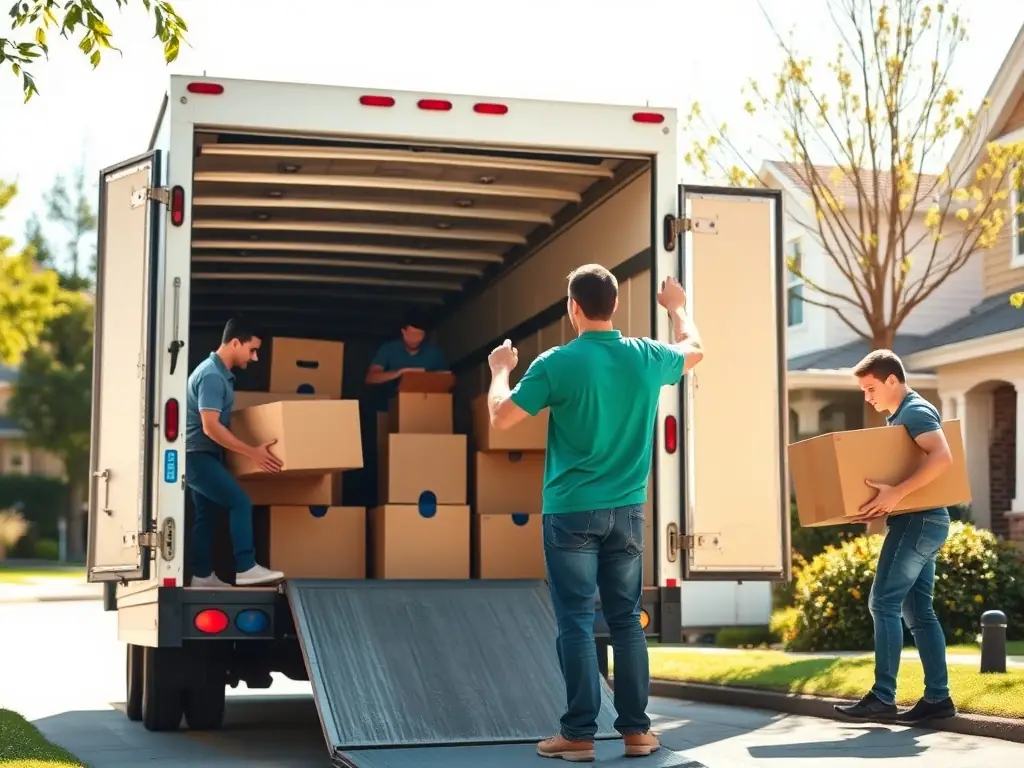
top-left (335, 742), bottom-right (708, 767)
top-left (286, 579), bottom-right (620, 762)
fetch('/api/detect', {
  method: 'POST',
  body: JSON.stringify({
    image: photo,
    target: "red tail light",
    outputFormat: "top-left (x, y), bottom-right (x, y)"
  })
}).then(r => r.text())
top-left (474, 102), bottom-right (508, 115)
top-left (186, 82), bottom-right (224, 95)
top-left (418, 99), bottom-right (452, 111)
top-left (164, 399), bottom-right (180, 442)
top-left (359, 95), bottom-right (395, 107)
top-left (194, 609), bottom-right (229, 634)
top-left (664, 415), bottom-right (678, 454)
top-left (170, 185), bottom-right (185, 227)
top-left (633, 112), bottom-right (666, 124)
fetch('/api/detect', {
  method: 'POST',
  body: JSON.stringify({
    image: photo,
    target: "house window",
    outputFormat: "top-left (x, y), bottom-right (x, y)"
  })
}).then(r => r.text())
top-left (1012, 179), bottom-right (1024, 267)
top-left (786, 238), bottom-right (805, 327)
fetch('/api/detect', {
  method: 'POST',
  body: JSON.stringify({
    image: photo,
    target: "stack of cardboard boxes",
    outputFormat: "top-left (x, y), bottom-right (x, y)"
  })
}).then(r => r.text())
top-left (469, 395), bottom-right (549, 579)
top-left (371, 372), bottom-right (470, 578)
top-left (227, 338), bottom-right (366, 579)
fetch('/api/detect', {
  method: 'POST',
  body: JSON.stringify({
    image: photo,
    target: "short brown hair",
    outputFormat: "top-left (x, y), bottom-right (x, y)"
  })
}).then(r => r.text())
top-left (567, 264), bottom-right (618, 321)
top-left (852, 349), bottom-right (906, 384)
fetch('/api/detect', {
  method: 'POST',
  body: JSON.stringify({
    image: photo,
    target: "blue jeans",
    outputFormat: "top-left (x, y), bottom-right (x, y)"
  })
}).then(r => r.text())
top-left (868, 509), bottom-right (951, 705)
top-left (186, 451), bottom-right (256, 576)
top-left (542, 505), bottom-right (650, 741)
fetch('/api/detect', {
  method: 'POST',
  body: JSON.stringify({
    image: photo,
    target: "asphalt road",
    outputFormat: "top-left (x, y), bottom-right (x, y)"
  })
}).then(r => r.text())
top-left (2, 599), bottom-right (1022, 767)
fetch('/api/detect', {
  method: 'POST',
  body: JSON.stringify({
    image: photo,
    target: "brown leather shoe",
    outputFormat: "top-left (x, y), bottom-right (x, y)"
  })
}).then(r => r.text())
top-left (536, 734), bottom-right (596, 762)
top-left (623, 730), bottom-right (661, 757)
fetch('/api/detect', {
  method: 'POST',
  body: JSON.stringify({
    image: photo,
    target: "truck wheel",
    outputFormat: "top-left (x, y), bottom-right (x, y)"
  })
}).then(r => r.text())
top-left (141, 646), bottom-right (184, 731)
top-left (125, 644), bottom-right (143, 721)
top-left (182, 682), bottom-right (226, 730)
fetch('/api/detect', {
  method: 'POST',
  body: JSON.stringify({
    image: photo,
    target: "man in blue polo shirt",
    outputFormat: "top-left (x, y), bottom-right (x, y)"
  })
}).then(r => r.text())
top-left (834, 349), bottom-right (957, 725)
top-left (185, 318), bottom-right (285, 587)
top-left (364, 309), bottom-right (448, 411)
top-left (484, 264), bottom-right (705, 762)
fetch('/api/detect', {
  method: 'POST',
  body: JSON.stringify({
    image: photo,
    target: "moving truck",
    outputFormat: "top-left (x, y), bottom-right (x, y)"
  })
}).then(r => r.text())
top-left (88, 74), bottom-right (791, 765)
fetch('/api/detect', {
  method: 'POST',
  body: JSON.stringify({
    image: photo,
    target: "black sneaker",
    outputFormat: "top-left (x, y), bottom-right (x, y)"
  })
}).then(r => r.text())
top-left (833, 692), bottom-right (898, 722)
top-left (893, 697), bottom-right (957, 724)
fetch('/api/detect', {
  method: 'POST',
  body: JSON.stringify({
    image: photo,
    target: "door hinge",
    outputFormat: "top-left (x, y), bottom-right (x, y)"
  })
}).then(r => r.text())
top-left (130, 186), bottom-right (169, 208)
top-left (125, 518), bottom-right (176, 561)
top-left (667, 522), bottom-right (722, 561)
top-left (663, 215), bottom-right (720, 251)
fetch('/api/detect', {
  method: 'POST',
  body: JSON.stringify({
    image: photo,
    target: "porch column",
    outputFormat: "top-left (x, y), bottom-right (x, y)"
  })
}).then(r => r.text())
top-left (790, 394), bottom-right (827, 439)
top-left (1011, 382), bottom-right (1024, 514)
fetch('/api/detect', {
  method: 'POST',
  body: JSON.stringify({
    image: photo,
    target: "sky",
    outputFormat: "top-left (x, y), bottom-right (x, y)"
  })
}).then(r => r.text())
top-left (2, 0), bottom-right (1023, 261)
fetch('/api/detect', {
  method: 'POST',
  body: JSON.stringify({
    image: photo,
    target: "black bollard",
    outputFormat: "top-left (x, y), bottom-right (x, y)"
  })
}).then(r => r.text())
top-left (980, 609), bottom-right (1008, 674)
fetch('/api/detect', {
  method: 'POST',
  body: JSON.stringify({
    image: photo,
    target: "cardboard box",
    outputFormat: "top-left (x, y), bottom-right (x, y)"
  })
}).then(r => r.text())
top-left (473, 513), bottom-right (545, 579)
top-left (789, 420), bottom-right (971, 528)
top-left (239, 473), bottom-right (333, 506)
top-left (379, 433), bottom-right (467, 504)
top-left (397, 371), bottom-right (455, 393)
top-left (471, 395), bottom-right (547, 452)
top-left (269, 337), bottom-right (344, 398)
top-left (474, 451), bottom-right (544, 515)
top-left (389, 392), bottom-right (453, 434)
top-left (369, 504), bottom-right (470, 579)
top-left (227, 400), bottom-right (363, 479)
top-left (233, 391), bottom-right (332, 411)
top-left (268, 506), bottom-right (365, 579)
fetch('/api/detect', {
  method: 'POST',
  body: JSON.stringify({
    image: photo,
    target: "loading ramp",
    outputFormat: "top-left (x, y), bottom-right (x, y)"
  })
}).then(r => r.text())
top-left (286, 579), bottom-right (703, 766)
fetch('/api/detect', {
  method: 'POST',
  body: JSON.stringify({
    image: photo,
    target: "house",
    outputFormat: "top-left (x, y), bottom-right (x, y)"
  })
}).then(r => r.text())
top-left (0, 365), bottom-right (65, 478)
top-left (759, 161), bottom-right (981, 439)
top-left (900, 23), bottom-right (1024, 541)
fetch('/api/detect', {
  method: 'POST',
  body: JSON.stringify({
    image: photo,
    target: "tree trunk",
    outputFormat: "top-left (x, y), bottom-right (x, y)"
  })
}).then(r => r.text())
top-left (67, 481), bottom-right (85, 562)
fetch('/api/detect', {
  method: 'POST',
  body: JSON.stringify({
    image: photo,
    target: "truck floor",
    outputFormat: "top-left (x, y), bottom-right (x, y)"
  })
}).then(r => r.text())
top-left (286, 579), bottom-right (620, 757)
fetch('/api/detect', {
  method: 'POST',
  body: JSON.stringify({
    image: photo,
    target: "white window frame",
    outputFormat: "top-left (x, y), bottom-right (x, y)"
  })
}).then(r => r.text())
top-left (786, 237), bottom-right (805, 328)
top-left (1011, 174), bottom-right (1024, 269)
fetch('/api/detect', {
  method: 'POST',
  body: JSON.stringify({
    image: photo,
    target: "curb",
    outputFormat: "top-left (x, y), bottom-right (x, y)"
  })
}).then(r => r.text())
top-left (647, 679), bottom-right (1024, 744)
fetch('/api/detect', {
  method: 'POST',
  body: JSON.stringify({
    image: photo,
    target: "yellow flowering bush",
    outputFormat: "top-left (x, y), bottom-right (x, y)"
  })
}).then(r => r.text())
top-left (783, 522), bottom-right (1024, 652)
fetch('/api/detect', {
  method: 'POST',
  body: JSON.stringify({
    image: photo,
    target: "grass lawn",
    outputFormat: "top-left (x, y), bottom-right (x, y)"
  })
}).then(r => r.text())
top-left (0, 709), bottom-right (86, 767)
top-left (639, 648), bottom-right (1024, 718)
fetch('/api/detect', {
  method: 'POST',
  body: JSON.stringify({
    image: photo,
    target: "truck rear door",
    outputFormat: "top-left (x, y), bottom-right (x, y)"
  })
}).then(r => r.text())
top-left (673, 185), bottom-right (790, 582)
top-left (86, 151), bottom-right (165, 583)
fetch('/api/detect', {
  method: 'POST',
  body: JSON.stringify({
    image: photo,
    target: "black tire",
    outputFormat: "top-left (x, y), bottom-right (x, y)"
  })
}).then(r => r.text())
top-left (141, 646), bottom-right (184, 732)
top-left (182, 682), bottom-right (227, 731)
top-left (125, 644), bottom-right (143, 722)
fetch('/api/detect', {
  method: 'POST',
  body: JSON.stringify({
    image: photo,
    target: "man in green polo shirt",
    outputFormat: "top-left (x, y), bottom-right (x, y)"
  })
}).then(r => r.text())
top-left (485, 264), bottom-right (705, 762)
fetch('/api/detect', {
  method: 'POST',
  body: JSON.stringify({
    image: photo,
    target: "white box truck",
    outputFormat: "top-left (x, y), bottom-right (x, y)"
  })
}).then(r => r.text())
top-left (87, 74), bottom-right (791, 765)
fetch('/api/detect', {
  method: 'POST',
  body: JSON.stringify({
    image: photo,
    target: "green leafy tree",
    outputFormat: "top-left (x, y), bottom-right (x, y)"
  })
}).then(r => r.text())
top-left (0, 180), bottom-right (65, 366)
top-left (3, 0), bottom-right (188, 102)
top-left (8, 293), bottom-right (94, 560)
top-left (43, 163), bottom-right (98, 288)
top-left (681, 0), bottom-right (1024, 351)
top-left (24, 214), bottom-right (56, 269)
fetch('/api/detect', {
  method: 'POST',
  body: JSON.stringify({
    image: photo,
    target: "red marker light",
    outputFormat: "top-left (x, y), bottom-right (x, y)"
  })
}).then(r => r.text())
top-left (664, 415), bottom-right (678, 454)
top-left (632, 112), bottom-right (665, 124)
top-left (194, 609), bottom-right (229, 634)
top-left (474, 103), bottom-right (508, 115)
top-left (418, 99), bottom-right (453, 111)
top-left (186, 82), bottom-right (224, 95)
top-left (359, 95), bottom-right (395, 107)
top-left (164, 399), bottom-right (180, 442)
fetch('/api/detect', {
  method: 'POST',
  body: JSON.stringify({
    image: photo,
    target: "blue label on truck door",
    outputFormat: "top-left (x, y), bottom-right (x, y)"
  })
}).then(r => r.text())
top-left (163, 450), bottom-right (178, 483)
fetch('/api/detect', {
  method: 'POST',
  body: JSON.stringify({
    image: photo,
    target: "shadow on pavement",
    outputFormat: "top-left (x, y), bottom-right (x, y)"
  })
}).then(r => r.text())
top-left (747, 724), bottom-right (932, 759)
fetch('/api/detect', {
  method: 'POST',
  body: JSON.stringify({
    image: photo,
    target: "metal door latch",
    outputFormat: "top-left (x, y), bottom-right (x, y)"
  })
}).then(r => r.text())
top-left (666, 523), bottom-right (723, 561)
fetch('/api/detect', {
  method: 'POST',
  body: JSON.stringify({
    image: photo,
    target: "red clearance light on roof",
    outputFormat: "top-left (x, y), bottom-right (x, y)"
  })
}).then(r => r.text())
top-left (194, 609), bottom-right (229, 634)
top-left (473, 103), bottom-right (508, 115)
top-left (359, 95), bottom-right (395, 107)
top-left (418, 99), bottom-right (453, 111)
top-left (164, 398), bottom-right (180, 442)
top-left (186, 82), bottom-right (224, 95)
top-left (170, 185), bottom-right (185, 227)
top-left (664, 415), bottom-right (678, 454)
top-left (632, 112), bottom-right (665, 124)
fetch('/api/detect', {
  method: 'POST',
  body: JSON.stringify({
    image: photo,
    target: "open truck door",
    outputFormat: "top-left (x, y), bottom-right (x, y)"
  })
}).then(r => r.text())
top-left (86, 152), bottom-right (165, 584)
top-left (670, 185), bottom-right (791, 582)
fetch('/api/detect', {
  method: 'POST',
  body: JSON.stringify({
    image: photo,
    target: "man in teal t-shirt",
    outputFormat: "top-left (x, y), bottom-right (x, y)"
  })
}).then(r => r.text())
top-left (484, 264), bottom-right (705, 762)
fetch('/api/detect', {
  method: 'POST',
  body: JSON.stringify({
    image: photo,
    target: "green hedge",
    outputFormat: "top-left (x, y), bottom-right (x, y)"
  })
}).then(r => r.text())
top-left (782, 522), bottom-right (1024, 652)
top-left (0, 476), bottom-right (68, 557)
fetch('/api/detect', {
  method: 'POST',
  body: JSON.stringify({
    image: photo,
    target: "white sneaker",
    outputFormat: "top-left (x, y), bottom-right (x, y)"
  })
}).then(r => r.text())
top-left (191, 572), bottom-right (231, 588)
top-left (236, 564), bottom-right (284, 586)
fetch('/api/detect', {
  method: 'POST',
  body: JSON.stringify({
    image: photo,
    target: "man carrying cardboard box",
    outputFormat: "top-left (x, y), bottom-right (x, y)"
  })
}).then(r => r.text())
top-left (185, 318), bottom-right (286, 587)
top-left (833, 350), bottom-right (957, 725)
top-left (485, 265), bottom-right (704, 762)
top-left (365, 309), bottom-right (448, 412)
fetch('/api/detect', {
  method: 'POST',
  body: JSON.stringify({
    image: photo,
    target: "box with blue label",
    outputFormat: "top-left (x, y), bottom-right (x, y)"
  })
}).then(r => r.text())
top-left (473, 513), bottom-right (545, 579)
top-left (268, 505), bottom-right (366, 579)
top-left (378, 433), bottom-right (466, 505)
top-left (269, 337), bottom-right (344, 398)
top-left (473, 451), bottom-right (544, 516)
top-left (369, 504), bottom-right (470, 579)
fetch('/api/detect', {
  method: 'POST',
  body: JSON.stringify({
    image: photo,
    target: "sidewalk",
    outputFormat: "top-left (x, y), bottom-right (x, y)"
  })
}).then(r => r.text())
top-left (651, 643), bottom-right (1024, 668)
top-left (0, 578), bottom-right (102, 603)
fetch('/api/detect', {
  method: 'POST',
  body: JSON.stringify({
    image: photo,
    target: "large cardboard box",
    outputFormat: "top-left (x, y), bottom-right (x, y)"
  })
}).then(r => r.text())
top-left (227, 400), bottom-right (363, 479)
top-left (269, 337), bottom-right (344, 398)
top-left (379, 433), bottom-right (467, 504)
top-left (233, 391), bottom-right (331, 411)
top-left (789, 420), bottom-right (971, 528)
top-left (239, 473), bottom-right (333, 506)
top-left (389, 392), bottom-right (453, 434)
top-left (268, 505), bottom-right (365, 579)
top-left (369, 504), bottom-right (470, 579)
top-left (397, 371), bottom-right (455, 394)
top-left (474, 451), bottom-right (544, 515)
top-left (473, 513), bottom-right (545, 579)
top-left (470, 395), bottom-right (547, 452)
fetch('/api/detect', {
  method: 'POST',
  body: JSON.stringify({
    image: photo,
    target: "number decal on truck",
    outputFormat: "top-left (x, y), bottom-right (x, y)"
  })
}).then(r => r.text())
top-left (163, 450), bottom-right (178, 484)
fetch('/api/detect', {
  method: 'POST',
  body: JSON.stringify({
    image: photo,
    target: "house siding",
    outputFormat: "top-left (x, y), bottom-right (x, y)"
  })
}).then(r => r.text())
top-left (982, 231), bottom-right (1024, 297)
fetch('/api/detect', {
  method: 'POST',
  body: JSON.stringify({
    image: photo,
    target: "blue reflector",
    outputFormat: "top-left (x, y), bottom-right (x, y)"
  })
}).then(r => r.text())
top-left (235, 608), bottom-right (270, 634)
